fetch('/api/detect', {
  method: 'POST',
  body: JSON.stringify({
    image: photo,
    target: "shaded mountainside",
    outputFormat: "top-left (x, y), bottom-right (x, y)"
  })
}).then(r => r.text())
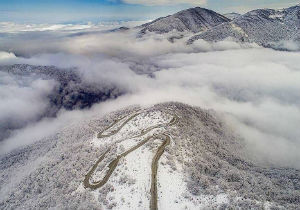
top-left (0, 102), bottom-right (299, 209)
top-left (188, 5), bottom-right (300, 47)
top-left (139, 7), bottom-right (230, 34)
top-left (0, 64), bottom-right (122, 111)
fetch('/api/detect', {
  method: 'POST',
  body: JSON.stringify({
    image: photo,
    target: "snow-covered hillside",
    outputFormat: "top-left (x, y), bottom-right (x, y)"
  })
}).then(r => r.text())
top-left (188, 5), bottom-right (300, 48)
top-left (1, 102), bottom-right (299, 209)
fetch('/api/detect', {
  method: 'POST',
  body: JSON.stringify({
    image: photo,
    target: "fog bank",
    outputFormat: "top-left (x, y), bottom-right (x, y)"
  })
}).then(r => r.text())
top-left (0, 24), bottom-right (299, 169)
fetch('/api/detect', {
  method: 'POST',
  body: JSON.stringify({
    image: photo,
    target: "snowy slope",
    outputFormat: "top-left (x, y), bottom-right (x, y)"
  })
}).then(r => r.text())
top-left (188, 5), bottom-right (300, 48)
top-left (0, 102), bottom-right (299, 209)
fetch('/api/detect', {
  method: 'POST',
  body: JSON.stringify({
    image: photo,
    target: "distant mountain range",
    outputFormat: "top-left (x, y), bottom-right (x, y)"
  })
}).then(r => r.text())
top-left (137, 5), bottom-right (300, 50)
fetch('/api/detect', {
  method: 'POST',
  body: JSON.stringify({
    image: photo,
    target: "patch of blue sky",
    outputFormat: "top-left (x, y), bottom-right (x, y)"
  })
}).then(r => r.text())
top-left (0, 0), bottom-right (298, 23)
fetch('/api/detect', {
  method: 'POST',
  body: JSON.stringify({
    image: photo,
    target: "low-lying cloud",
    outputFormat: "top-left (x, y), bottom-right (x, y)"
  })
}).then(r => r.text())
top-left (0, 23), bottom-right (299, 170)
top-left (0, 51), bottom-right (16, 60)
top-left (0, 70), bottom-right (57, 141)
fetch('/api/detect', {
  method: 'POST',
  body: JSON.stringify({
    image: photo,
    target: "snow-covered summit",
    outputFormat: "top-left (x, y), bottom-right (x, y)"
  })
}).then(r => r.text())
top-left (139, 7), bottom-right (230, 34)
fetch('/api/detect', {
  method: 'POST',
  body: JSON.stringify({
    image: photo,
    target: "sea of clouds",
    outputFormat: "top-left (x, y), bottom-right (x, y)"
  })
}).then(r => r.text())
top-left (0, 22), bottom-right (300, 169)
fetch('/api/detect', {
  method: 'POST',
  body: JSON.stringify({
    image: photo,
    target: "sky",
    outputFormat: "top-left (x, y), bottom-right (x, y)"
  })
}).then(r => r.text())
top-left (1, 0), bottom-right (299, 23)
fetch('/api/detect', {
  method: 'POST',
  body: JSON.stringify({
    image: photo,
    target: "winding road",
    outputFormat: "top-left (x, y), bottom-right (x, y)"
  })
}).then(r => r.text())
top-left (150, 134), bottom-right (170, 210)
top-left (84, 112), bottom-right (178, 210)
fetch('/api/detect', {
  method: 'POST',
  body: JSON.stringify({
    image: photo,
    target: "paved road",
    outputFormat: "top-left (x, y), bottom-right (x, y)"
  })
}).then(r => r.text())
top-left (150, 134), bottom-right (171, 210)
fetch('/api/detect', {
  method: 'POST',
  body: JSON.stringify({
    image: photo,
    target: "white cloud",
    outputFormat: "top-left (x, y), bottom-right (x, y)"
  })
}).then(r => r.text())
top-left (0, 51), bottom-right (16, 60)
top-left (0, 21), bottom-right (147, 33)
top-left (1, 24), bottom-right (300, 170)
top-left (270, 40), bottom-right (300, 51)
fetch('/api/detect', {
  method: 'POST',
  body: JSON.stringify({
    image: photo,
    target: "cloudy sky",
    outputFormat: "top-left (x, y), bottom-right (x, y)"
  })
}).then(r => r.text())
top-left (1, 0), bottom-right (298, 23)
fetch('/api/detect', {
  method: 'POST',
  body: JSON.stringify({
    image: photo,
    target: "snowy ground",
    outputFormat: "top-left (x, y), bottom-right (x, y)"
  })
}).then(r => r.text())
top-left (88, 110), bottom-right (176, 209)
top-left (158, 146), bottom-right (231, 210)
top-left (85, 108), bottom-right (231, 209)
top-left (92, 110), bottom-right (171, 148)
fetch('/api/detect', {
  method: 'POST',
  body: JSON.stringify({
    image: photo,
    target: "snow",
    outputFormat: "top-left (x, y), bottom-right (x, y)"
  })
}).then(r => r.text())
top-left (102, 145), bottom-right (154, 210)
top-left (269, 13), bottom-right (284, 20)
top-left (231, 23), bottom-right (248, 38)
top-left (188, 5), bottom-right (300, 49)
top-left (158, 155), bottom-right (198, 210)
top-left (89, 109), bottom-right (173, 209)
top-left (0, 155), bottom-right (46, 201)
top-left (141, 7), bottom-right (230, 34)
top-left (92, 110), bottom-right (171, 148)
top-left (158, 151), bottom-right (230, 210)
top-left (88, 107), bottom-right (233, 209)
top-left (88, 107), bottom-right (235, 209)
top-left (1, 103), bottom-right (299, 209)
top-left (101, 113), bottom-right (137, 136)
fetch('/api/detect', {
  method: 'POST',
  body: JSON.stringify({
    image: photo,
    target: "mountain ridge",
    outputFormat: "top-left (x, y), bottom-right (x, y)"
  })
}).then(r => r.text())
top-left (134, 4), bottom-right (300, 50)
top-left (187, 5), bottom-right (300, 48)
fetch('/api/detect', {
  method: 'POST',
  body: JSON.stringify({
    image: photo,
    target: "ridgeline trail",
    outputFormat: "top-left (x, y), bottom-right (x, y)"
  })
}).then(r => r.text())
top-left (83, 112), bottom-right (178, 210)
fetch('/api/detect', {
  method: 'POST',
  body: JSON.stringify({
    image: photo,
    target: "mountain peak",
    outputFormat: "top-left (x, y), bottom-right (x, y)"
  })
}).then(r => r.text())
top-left (139, 6), bottom-right (230, 34)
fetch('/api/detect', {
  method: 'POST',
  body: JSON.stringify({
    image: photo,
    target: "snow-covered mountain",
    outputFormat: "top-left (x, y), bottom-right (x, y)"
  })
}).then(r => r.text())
top-left (188, 5), bottom-right (300, 47)
top-left (1, 102), bottom-right (299, 209)
top-left (139, 7), bottom-right (230, 34)
top-left (135, 4), bottom-right (300, 50)
top-left (2, 4), bottom-right (300, 210)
